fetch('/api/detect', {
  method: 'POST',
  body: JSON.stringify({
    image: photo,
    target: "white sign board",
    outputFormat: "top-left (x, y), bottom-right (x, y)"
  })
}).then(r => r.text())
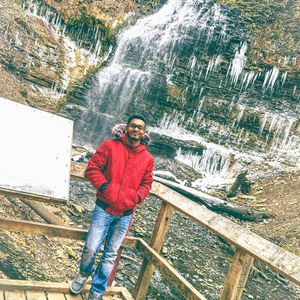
top-left (0, 97), bottom-right (73, 201)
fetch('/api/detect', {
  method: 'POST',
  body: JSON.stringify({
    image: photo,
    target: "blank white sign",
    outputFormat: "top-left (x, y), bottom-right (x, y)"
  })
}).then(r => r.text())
top-left (0, 97), bottom-right (73, 201)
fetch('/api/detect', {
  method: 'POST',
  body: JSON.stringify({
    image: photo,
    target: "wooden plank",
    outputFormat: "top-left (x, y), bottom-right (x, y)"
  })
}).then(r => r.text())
top-left (0, 217), bottom-right (137, 249)
top-left (105, 287), bottom-right (125, 295)
top-left (0, 279), bottom-right (90, 293)
top-left (0, 187), bottom-right (65, 205)
top-left (151, 182), bottom-right (300, 286)
top-left (235, 251), bottom-right (254, 300)
top-left (4, 290), bottom-right (26, 300)
top-left (26, 291), bottom-right (47, 300)
top-left (47, 293), bottom-right (66, 300)
top-left (105, 287), bottom-right (133, 299)
top-left (103, 296), bottom-right (116, 300)
top-left (0, 280), bottom-right (128, 297)
top-left (64, 293), bottom-right (83, 300)
top-left (119, 288), bottom-right (134, 300)
top-left (220, 248), bottom-right (254, 300)
top-left (0, 217), bottom-right (87, 240)
top-left (149, 202), bottom-right (174, 252)
top-left (136, 238), bottom-right (206, 300)
top-left (134, 202), bottom-right (174, 300)
top-left (122, 237), bottom-right (137, 249)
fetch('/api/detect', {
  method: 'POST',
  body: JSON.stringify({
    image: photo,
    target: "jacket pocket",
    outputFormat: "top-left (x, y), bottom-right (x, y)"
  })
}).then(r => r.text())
top-left (116, 188), bottom-right (138, 211)
top-left (98, 182), bottom-right (119, 206)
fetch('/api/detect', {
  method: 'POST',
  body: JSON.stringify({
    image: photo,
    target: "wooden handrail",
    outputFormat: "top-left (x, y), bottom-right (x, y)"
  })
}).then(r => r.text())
top-left (0, 217), bottom-right (137, 249)
top-left (151, 181), bottom-right (300, 286)
top-left (0, 187), bottom-right (66, 204)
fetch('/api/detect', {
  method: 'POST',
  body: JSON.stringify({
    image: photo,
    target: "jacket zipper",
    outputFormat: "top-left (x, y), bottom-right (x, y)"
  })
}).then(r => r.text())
top-left (116, 149), bottom-right (131, 202)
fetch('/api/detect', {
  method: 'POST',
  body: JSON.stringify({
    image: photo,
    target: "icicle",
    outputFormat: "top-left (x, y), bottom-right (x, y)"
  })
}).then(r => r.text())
top-left (205, 55), bottom-right (222, 80)
top-left (240, 71), bottom-right (257, 91)
top-left (227, 43), bottom-right (247, 86)
top-left (281, 72), bottom-right (287, 86)
top-left (262, 66), bottom-right (279, 92)
top-left (259, 113), bottom-right (268, 135)
top-left (234, 106), bottom-right (245, 128)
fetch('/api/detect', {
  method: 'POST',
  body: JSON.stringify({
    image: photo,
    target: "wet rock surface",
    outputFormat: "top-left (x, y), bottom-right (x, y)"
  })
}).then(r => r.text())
top-left (0, 0), bottom-right (65, 109)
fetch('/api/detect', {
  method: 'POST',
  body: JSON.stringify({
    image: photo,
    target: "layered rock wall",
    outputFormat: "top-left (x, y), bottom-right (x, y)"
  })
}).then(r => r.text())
top-left (0, 0), bottom-right (165, 110)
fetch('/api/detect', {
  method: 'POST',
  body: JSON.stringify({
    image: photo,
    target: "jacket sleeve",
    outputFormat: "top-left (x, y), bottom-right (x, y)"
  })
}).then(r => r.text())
top-left (85, 141), bottom-right (110, 190)
top-left (137, 157), bottom-right (154, 203)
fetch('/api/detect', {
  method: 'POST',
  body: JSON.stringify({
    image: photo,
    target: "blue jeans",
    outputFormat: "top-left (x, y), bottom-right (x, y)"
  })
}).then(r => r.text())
top-left (79, 205), bottom-right (132, 294)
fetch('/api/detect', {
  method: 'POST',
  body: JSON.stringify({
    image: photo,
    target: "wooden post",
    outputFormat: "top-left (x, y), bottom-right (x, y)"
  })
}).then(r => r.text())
top-left (134, 201), bottom-right (174, 300)
top-left (227, 171), bottom-right (249, 197)
top-left (221, 247), bottom-right (254, 300)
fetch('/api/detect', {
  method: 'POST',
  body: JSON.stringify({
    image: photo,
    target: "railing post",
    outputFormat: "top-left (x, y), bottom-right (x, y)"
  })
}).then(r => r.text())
top-left (221, 247), bottom-right (254, 300)
top-left (134, 201), bottom-right (174, 300)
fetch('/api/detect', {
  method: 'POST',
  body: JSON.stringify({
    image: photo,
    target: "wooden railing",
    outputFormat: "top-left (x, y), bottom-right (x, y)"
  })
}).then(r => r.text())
top-left (0, 166), bottom-right (299, 300)
top-left (138, 182), bottom-right (300, 299)
top-left (0, 217), bottom-right (204, 299)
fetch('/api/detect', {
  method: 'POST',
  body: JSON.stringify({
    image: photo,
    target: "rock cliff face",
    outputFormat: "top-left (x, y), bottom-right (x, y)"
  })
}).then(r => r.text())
top-left (0, 0), bottom-right (65, 110)
top-left (0, 0), bottom-right (164, 110)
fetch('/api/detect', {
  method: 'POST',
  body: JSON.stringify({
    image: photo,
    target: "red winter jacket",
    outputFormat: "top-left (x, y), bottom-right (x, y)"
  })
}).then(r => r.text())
top-left (85, 134), bottom-right (154, 216)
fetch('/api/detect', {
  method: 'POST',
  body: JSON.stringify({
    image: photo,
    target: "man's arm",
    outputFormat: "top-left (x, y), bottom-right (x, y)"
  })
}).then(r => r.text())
top-left (85, 141), bottom-right (110, 190)
top-left (137, 158), bottom-right (154, 203)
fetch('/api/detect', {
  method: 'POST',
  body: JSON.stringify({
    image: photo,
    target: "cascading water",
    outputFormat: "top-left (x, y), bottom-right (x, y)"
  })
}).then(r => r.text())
top-left (75, 0), bottom-right (231, 145)
top-left (74, 0), bottom-right (299, 189)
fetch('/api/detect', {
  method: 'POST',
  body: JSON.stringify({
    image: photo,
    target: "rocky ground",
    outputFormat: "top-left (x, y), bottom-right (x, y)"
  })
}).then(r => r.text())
top-left (245, 171), bottom-right (300, 256)
top-left (0, 157), bottom-right (300, 299)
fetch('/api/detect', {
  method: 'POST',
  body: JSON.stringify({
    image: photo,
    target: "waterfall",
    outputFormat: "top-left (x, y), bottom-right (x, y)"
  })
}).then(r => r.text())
top-left (75, 0), bottom-right (230, 146)
top-left (71, 0), bottom-right (299, 185)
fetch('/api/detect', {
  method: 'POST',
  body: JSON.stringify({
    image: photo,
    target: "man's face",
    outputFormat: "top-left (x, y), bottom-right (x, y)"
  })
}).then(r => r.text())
top-left (126, 118), bottom-right (145, 141)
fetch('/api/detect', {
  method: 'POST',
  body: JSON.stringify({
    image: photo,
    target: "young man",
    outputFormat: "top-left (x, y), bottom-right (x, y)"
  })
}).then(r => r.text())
top-left (70, 114), bottom-right (154, 300)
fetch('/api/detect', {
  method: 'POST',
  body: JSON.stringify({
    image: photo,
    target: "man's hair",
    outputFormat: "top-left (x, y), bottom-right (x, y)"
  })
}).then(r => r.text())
top-left (127, 114), bottom-right (146, 125)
